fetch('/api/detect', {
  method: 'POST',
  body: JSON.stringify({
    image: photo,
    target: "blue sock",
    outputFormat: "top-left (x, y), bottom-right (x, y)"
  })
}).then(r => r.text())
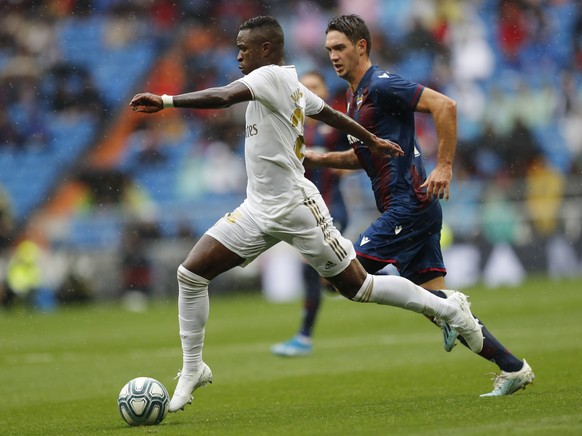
top-left (428, 289), bottom-right (523, 372)
top-left (299, 265), bottom-right (322, 338)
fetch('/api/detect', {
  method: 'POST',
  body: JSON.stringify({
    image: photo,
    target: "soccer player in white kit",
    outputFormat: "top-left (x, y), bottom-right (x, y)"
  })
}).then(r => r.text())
top-left (130, 15), bottom-right (484, 413)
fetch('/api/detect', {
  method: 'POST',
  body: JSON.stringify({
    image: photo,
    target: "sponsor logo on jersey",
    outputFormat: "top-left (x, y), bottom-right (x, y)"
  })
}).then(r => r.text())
top-left (245, 124), bottom-right (258, 137)
top-left (360, 236), bottom-right (371, 246)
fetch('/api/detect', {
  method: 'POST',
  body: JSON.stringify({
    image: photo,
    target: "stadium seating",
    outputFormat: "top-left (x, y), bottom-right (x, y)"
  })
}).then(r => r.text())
top-left (0, 0), bottom-right (580, 252)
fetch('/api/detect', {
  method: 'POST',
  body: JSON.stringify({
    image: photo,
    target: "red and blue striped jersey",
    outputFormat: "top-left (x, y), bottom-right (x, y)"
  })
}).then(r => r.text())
top-left (345, 65), bottom-right (434, 215)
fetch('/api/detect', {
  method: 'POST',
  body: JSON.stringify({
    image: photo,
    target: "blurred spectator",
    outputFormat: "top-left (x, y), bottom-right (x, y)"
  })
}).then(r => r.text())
top-left (200, 139), bottom-right (246, 195)
top-left (574, 5), bottom-right (582, 69)
top-left (525, 154), bottom-right (565, 238)
top-left (49, 63), bottom-right (108, 119)
top-left (118, 219), bottom-right (163, 311)
top-left (449, 6), bottom-right (494, 82)
top-left (441, 166), bottom-right (483, 241)
top-left (147, 0), bottom-right (180, 32)
top-left (497, 0), bottom-right (530, 67)
top-left (0, 184), bottom-right (13, 249)
top-left (15, 78), bottom-right (50, 151)
top-left (557, 71), bottom-right (582, 163)
top-left (120, 223), bottom-right (156, 297)
top-left (0, 107), bottom-right (24, 150)
top-left (176, 216), bottom-right (199, 239)
top-left (126, 119), bottom-right (169, 167)
top-left (77, 168), bottom-right (128, 206)
top-left (5, 239), bottom-right (43, 308)
top-left (481, 83), bottom-right (516, 137)
top-left (406, 16), bottom-right (437, 53)
top-left (55, 249), bottom-right (95, 306)
top-left (0, 279), bottom-right (14, 308)
top-left (464, 122), bottom-right (504, 178)
top-left (103, 3), bottom-right (145, 49)
top-left (481, 177), bottom-right (522, 245)
top-left (502, 118), bottom-right (542, 178)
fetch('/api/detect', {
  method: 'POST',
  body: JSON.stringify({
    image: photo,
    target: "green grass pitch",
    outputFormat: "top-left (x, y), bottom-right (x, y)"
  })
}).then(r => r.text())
top-left (1, 276), bottom-right (581, 435)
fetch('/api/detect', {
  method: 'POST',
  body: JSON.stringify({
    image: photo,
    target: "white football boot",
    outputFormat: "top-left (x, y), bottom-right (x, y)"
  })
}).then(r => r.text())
top-left (169, 362), bottom-right (213, 412)
top-left (480, 359), bottom-right (535, 397)
top-left (444, 290), bottom-right (484, 353)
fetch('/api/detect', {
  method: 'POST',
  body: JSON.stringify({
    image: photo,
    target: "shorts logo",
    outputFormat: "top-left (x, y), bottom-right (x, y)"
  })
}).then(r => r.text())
top-left (225, 210), bottom-right (242, 224)
top-left (394, 226), bottom-right (402, 235)
top-left (324, 261), bottom-right (337, 270)
top-left (360, 236), bottom-right (371, 246)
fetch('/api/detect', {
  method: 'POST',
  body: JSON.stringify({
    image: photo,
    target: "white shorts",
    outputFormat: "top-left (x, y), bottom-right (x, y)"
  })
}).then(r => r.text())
top-left (205, 195), bottom-right (355, 277)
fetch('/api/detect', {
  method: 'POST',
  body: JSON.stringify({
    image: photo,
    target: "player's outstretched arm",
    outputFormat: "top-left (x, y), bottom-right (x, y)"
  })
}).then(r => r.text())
top-left (310, 104), bottom-right (403, 158)
top-left (130, 82), bottom-right (252, 113)
top-left (304, 148), bottom-right (361, 169)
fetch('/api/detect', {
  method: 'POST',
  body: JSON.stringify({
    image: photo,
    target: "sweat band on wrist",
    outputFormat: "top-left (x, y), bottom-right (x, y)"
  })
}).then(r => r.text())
top-left (161, 94), bottom-right (174, 108)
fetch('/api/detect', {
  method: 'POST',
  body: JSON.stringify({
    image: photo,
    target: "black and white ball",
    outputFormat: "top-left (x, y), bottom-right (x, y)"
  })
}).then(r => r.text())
top-left (117, 377), bottom-right (170, 426)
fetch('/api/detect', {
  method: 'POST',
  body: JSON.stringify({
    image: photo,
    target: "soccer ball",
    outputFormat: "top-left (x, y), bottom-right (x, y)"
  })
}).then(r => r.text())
top-left (117, 377), bottom-right (170, 426)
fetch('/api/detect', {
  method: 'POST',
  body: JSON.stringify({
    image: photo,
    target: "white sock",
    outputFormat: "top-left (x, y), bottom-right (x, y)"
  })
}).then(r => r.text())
top-left (353, 274), bottom-right (454, 319)
top-left (177, 265), bottom-right (209, 374)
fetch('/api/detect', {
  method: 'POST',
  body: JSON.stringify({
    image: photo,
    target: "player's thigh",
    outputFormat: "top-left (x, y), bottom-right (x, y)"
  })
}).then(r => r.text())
top-left (182, 234), bottom-right (245, 280)
top-left (205, 203), bottom-right (279, 269)
top-left (276, 195), bottom-right (355, 278)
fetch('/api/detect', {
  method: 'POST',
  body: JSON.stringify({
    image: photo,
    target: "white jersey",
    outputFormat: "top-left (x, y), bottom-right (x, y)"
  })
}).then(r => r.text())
top-left (237, 65), bottom-right (325, 221)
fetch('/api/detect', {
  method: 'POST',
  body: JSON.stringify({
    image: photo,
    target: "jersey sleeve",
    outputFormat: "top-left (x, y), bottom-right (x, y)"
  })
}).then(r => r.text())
top-left (299, 83), bottom-right (325, 116)
top-left (374, 72), bottom-right (424, 113)
top-left (236, 66), bottom-right (278, 111)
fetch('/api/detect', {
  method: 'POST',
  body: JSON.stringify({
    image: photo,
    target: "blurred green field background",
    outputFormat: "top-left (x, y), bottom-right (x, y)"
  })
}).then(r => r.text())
top-left (1, 276), bottom-right (581, 435)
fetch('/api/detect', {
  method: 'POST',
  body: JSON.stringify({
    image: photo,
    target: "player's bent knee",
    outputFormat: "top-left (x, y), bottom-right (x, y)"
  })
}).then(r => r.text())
top-left (326, 260), bottom-right (368, 300)
top-left (326, 277), bottom-right (362, 300)
top-left (177, 265), bottom-right (209, 289)
top-left (335, 286), bottom-right (358, 300)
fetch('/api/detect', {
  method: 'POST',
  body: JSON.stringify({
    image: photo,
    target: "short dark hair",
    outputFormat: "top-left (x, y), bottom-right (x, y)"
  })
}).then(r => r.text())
top-left (326, 14), bottom-right (371, 56)
top-left (240, 16), bottom-right (284, 46)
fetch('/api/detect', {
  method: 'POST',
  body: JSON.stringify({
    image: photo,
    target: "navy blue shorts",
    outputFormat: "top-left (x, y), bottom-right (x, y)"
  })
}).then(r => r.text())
top-left (354, 202), bottom-right (446, 284)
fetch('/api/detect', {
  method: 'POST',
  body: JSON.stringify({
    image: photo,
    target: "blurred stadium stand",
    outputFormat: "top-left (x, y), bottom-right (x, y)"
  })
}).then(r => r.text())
top-left (0, 0), bottom-right (581, 300)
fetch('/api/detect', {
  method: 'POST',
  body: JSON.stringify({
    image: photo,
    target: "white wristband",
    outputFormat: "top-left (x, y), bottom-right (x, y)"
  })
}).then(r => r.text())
top-left (161, 94), bottom-right (174, 108)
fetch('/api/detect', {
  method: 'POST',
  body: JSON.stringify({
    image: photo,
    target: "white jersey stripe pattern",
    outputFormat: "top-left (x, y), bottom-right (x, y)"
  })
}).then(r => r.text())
top-left (303, 196), bottom-right (348, 261)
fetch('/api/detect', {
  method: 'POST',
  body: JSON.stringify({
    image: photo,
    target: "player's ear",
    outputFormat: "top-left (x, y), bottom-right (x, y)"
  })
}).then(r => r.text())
top-left (261, 41), bottom-right (272, 57)
top-left (357, 39), bottom-right (367, 56)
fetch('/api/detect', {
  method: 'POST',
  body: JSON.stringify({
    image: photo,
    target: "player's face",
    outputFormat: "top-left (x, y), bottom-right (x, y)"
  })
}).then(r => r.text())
top-left (300, 74), bottom-right (328, 100)
top-left (325, 30), bottom-right (361, 84)
top-left (236, 29), bottom-right (263, 75)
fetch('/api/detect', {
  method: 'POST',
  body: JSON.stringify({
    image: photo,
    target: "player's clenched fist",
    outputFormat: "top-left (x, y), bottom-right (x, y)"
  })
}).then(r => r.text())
top-left (129, 93), bottom-right (163, 113)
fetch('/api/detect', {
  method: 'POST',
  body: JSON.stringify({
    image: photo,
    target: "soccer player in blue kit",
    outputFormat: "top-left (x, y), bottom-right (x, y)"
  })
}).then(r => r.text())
top-left (306, 14), bottom-right (535, 396)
